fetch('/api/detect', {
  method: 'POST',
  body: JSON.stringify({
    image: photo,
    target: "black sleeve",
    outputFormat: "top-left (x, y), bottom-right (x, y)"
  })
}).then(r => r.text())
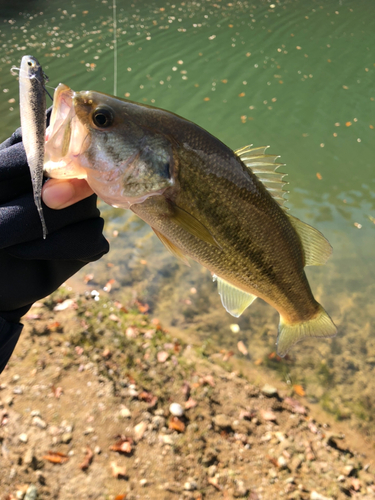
top-left (0, 317), bottom-right (23, 375)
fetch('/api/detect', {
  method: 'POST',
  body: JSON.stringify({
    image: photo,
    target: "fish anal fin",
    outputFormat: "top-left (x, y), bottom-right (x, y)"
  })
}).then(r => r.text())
top-left (286, 214), bottom-right (332, 266)
top-left (235, 145), bottom-right (288, 208)
top-left (214, 275), bottom-right (257, 317)
top-left (153, 228), bottom-right (190, 266)
top-left (171, 204), bottom-right (221, 249)
top-left (277, 305), bottom-right (337, 357)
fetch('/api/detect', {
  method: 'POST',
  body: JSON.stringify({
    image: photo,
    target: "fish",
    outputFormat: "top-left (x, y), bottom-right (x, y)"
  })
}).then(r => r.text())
top-left (18, 55), bottom-right (48, 238)
top-left (44, 83), bottom-right (337, 356)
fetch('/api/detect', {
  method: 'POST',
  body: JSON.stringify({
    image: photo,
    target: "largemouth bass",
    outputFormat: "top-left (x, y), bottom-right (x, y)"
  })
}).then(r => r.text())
top-left (18, 55), bottom-right (48, 238)
top-left (44, 83), bottom-right (337, 356)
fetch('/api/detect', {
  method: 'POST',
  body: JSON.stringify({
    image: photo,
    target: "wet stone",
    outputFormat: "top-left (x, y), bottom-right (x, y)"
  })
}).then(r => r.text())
top-left (261, 384), bottom-right (279, 397)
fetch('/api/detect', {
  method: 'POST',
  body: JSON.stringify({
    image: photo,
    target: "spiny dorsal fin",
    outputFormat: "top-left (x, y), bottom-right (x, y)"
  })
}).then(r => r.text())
top-left (152, 228), bottom-right (190, 266)
top-left (286, 214), bottom-right (332, 266)
top-left (213, 275), bottom-right (257, 317)
top-left (235, 145), bottom-right (288, 209)
top-left (171, 204), bottom-right (221, 249)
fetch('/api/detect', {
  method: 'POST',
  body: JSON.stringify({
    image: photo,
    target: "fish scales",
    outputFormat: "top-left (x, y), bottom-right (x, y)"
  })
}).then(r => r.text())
top-left (44, 85), bottom-right (337, 355)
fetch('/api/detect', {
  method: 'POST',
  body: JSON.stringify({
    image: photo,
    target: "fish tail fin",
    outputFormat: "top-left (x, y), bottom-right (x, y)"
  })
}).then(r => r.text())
top-left (276, 305), bottom-right (337, 357)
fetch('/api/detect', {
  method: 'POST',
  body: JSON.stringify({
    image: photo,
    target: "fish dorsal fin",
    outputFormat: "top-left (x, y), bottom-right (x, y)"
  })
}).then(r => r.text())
top-left (213, 275), bottom-right (257, 317)
top-left (171, 204), bottom-right (221, 249)
top-left (235, 145), bottom-right (288, 208)
top-left (152, 228), bottom-right (190, 266)
top-left (286, 214), bottom-right (332, 266)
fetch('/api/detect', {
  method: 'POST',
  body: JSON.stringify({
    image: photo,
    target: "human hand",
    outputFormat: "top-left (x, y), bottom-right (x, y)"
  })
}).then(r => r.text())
top-left (42, 178), bottom-right (94, 209)
top-left (0, 126), bottom-right (109, 324)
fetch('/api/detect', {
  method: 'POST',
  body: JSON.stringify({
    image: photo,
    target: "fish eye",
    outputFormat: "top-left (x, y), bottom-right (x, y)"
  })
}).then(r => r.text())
top-left (27, 60), bottom-right (35, 67)
top-left (92, 108), bottom-right (114, 128)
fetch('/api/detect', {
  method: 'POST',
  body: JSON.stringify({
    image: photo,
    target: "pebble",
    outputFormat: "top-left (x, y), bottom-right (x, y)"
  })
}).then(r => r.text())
top-left (119, 406), bottom-right (131, 419)
top-left (61, 432), bottom-right (73, 444)
top-left (18, 433), bottom-right (28, 443)
top-left (261, 384), bottom-right (278, 397)
top-left (13, 386), bottom-right (23, 395)
top-left (310, 492), bottom-right (333, 500)
top-left (169, 403), bottom-right (184, 417)
top-left (213, 414), bottom-right (232, 429)
top-left (184, 480), bottom-right (197, 491)
top-left (233, 479), bottom-right (248, 497)
top-left (134, 421), bottom-right (148, 441)
top-left (140, 478), bottom-right (148, 487)
top-left (24, 484), bottom-right (38, 500)
top-left (32, 416), bottom-right (47, 429)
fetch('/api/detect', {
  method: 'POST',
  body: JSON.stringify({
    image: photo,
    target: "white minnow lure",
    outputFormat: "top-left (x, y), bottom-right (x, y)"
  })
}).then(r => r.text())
top-left (15, 55), bottom-right (48, 239)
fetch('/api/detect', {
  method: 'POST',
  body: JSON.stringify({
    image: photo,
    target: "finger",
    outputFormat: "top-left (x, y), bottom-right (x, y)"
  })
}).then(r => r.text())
top-left (42, 178), bottom-right (94, 209)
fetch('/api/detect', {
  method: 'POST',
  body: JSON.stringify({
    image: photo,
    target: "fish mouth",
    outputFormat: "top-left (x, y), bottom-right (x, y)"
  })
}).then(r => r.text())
top-left (44, 83), bottom-right (89, 179)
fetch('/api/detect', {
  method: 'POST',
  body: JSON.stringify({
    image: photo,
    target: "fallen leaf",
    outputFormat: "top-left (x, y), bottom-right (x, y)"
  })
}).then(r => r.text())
top-left (284, 397), bottom-right (307, 414)
top-left (293, 384), bottom-right (305, 396)
top-left (103, 279), bottom-right (116, 292)
top-left (83, 273), bottom-right (94, 283)
top-left (185, 397), bottom-right (197, 410)
top-left (53, 299), bottom-right (75, 311)
top-left (114, 495), bottom-right (126, 500)
top-left (51, 386), bottom-right (63, 399)
top-left (138, 391), bottom-right (158, 407)
top-left (237, 341), bottom-right (248, 355)
top-left (134, 299), bottom-right (149, 313)
top-left (109, 437), bottom-right (133, 454)
top-left (43, 451), bottom-right (69, 464)
top-left (79, 446), bottom-right (93, 470)
top-left (316, 172), bottom-right (322, 180)
top-left (346, 121), bottom-right (352, 127)
top-left (208, 476), bottom-right (222, 490)
top-left (169, 416), bottom-right (185, 432)
top-left (110, 461), bottom-right (127, 478)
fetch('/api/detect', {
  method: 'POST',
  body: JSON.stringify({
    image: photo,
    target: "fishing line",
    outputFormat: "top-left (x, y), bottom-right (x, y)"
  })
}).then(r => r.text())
top-left (11, 66), bottom-right (54, 100)
top-left (113, 0), bottom-right (117, 96)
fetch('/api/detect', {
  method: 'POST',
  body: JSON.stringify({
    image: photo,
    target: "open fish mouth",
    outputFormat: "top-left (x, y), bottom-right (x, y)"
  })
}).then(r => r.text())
top-left (44, 83), bottom-right (89, 179)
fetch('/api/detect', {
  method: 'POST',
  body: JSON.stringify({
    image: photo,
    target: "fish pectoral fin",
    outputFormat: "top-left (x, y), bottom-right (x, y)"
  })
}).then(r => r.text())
top-left (214, 275), bottom-right (257, 317)
top-left (171, 204), bottom-right (221, 249)
top-left (235, 145), bottom-right (288, 209)
top-left (152, 228), bottom-right (190, 266)
top-left (286, 214), bottom-right (332, 266)
top-left (276, 305), bottom-right (337, 357)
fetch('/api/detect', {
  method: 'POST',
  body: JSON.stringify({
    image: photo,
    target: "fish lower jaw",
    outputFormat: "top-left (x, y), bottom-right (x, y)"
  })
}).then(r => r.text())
top-left (43, 160), bottom-right (87, 179)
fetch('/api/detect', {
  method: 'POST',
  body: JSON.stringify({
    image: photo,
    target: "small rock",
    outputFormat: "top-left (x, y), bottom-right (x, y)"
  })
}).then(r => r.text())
top-left (61, 432), bottom-right (73, 444)
top-left (169, 402), bottom-right (184, 417)
top-left (13, 386), bottom-right (23, 395)
top-left (4, 395), bottom-right (14, 406)
top-left (140, 478), bottom-right (148, 487)
top-left (94, 446), bottom-right (102, 454)
top-left (277, 456), bottom-right (288, 470)
top-left (233, 479), bottom-right (248, 497)
top-left (151, 415), bottom-right (166, 430)
top-left (213, 414), bottom-right (232, 429)
top-left (184, 480), bottom-right (197, 491)
top-left (16, 491), bottom-right (24, 500)
top-left (119, 407), bottom-right (131, 419)
top-left (134, 421), bottom-right (148, 441)
top-left (19, 433), bottom-right (28, 443)
top-left (342, 464), bottom-right (355, 477)
top-left (24, 485), bottom-right (38, 500)
top-left (261, 384), bottom-right (278, 397)
top-left (32, 416), bottom-right (47, 429)
top-left (83, 427), bottom-right (95, 435)
top-left (310, 492), bottom-right (333, 500)
top-left (161, 434), bottom-right (176, 445)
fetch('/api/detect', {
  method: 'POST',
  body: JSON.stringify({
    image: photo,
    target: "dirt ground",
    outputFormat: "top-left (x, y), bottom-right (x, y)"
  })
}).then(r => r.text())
top-left (1, 286), bottom-right (375, 500)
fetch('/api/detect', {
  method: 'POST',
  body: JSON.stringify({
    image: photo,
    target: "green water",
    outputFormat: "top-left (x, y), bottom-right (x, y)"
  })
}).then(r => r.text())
top-left (1, 0), bottom-right (375, 433)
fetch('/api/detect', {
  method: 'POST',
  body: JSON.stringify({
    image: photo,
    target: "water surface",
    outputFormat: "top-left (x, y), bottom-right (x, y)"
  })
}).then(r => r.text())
top-left (1, 0), bottom-right (375, 433)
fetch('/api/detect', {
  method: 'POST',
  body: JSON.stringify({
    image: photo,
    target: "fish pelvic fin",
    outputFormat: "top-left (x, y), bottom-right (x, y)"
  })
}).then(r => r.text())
top-left (235, 145), bottom-right (288, 209)
top-left (286, 214), bottom-right (332, 266)
top-left (276, 305), bottom-right (337, 357)
top-left (152, 228), bottom-right (190, 266)
top-left (213, 275), bottom-right (257, 317)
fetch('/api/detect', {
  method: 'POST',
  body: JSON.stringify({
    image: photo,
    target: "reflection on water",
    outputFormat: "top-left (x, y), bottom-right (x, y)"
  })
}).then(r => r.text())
top-left (1, 0), bottom-right (375, 434)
